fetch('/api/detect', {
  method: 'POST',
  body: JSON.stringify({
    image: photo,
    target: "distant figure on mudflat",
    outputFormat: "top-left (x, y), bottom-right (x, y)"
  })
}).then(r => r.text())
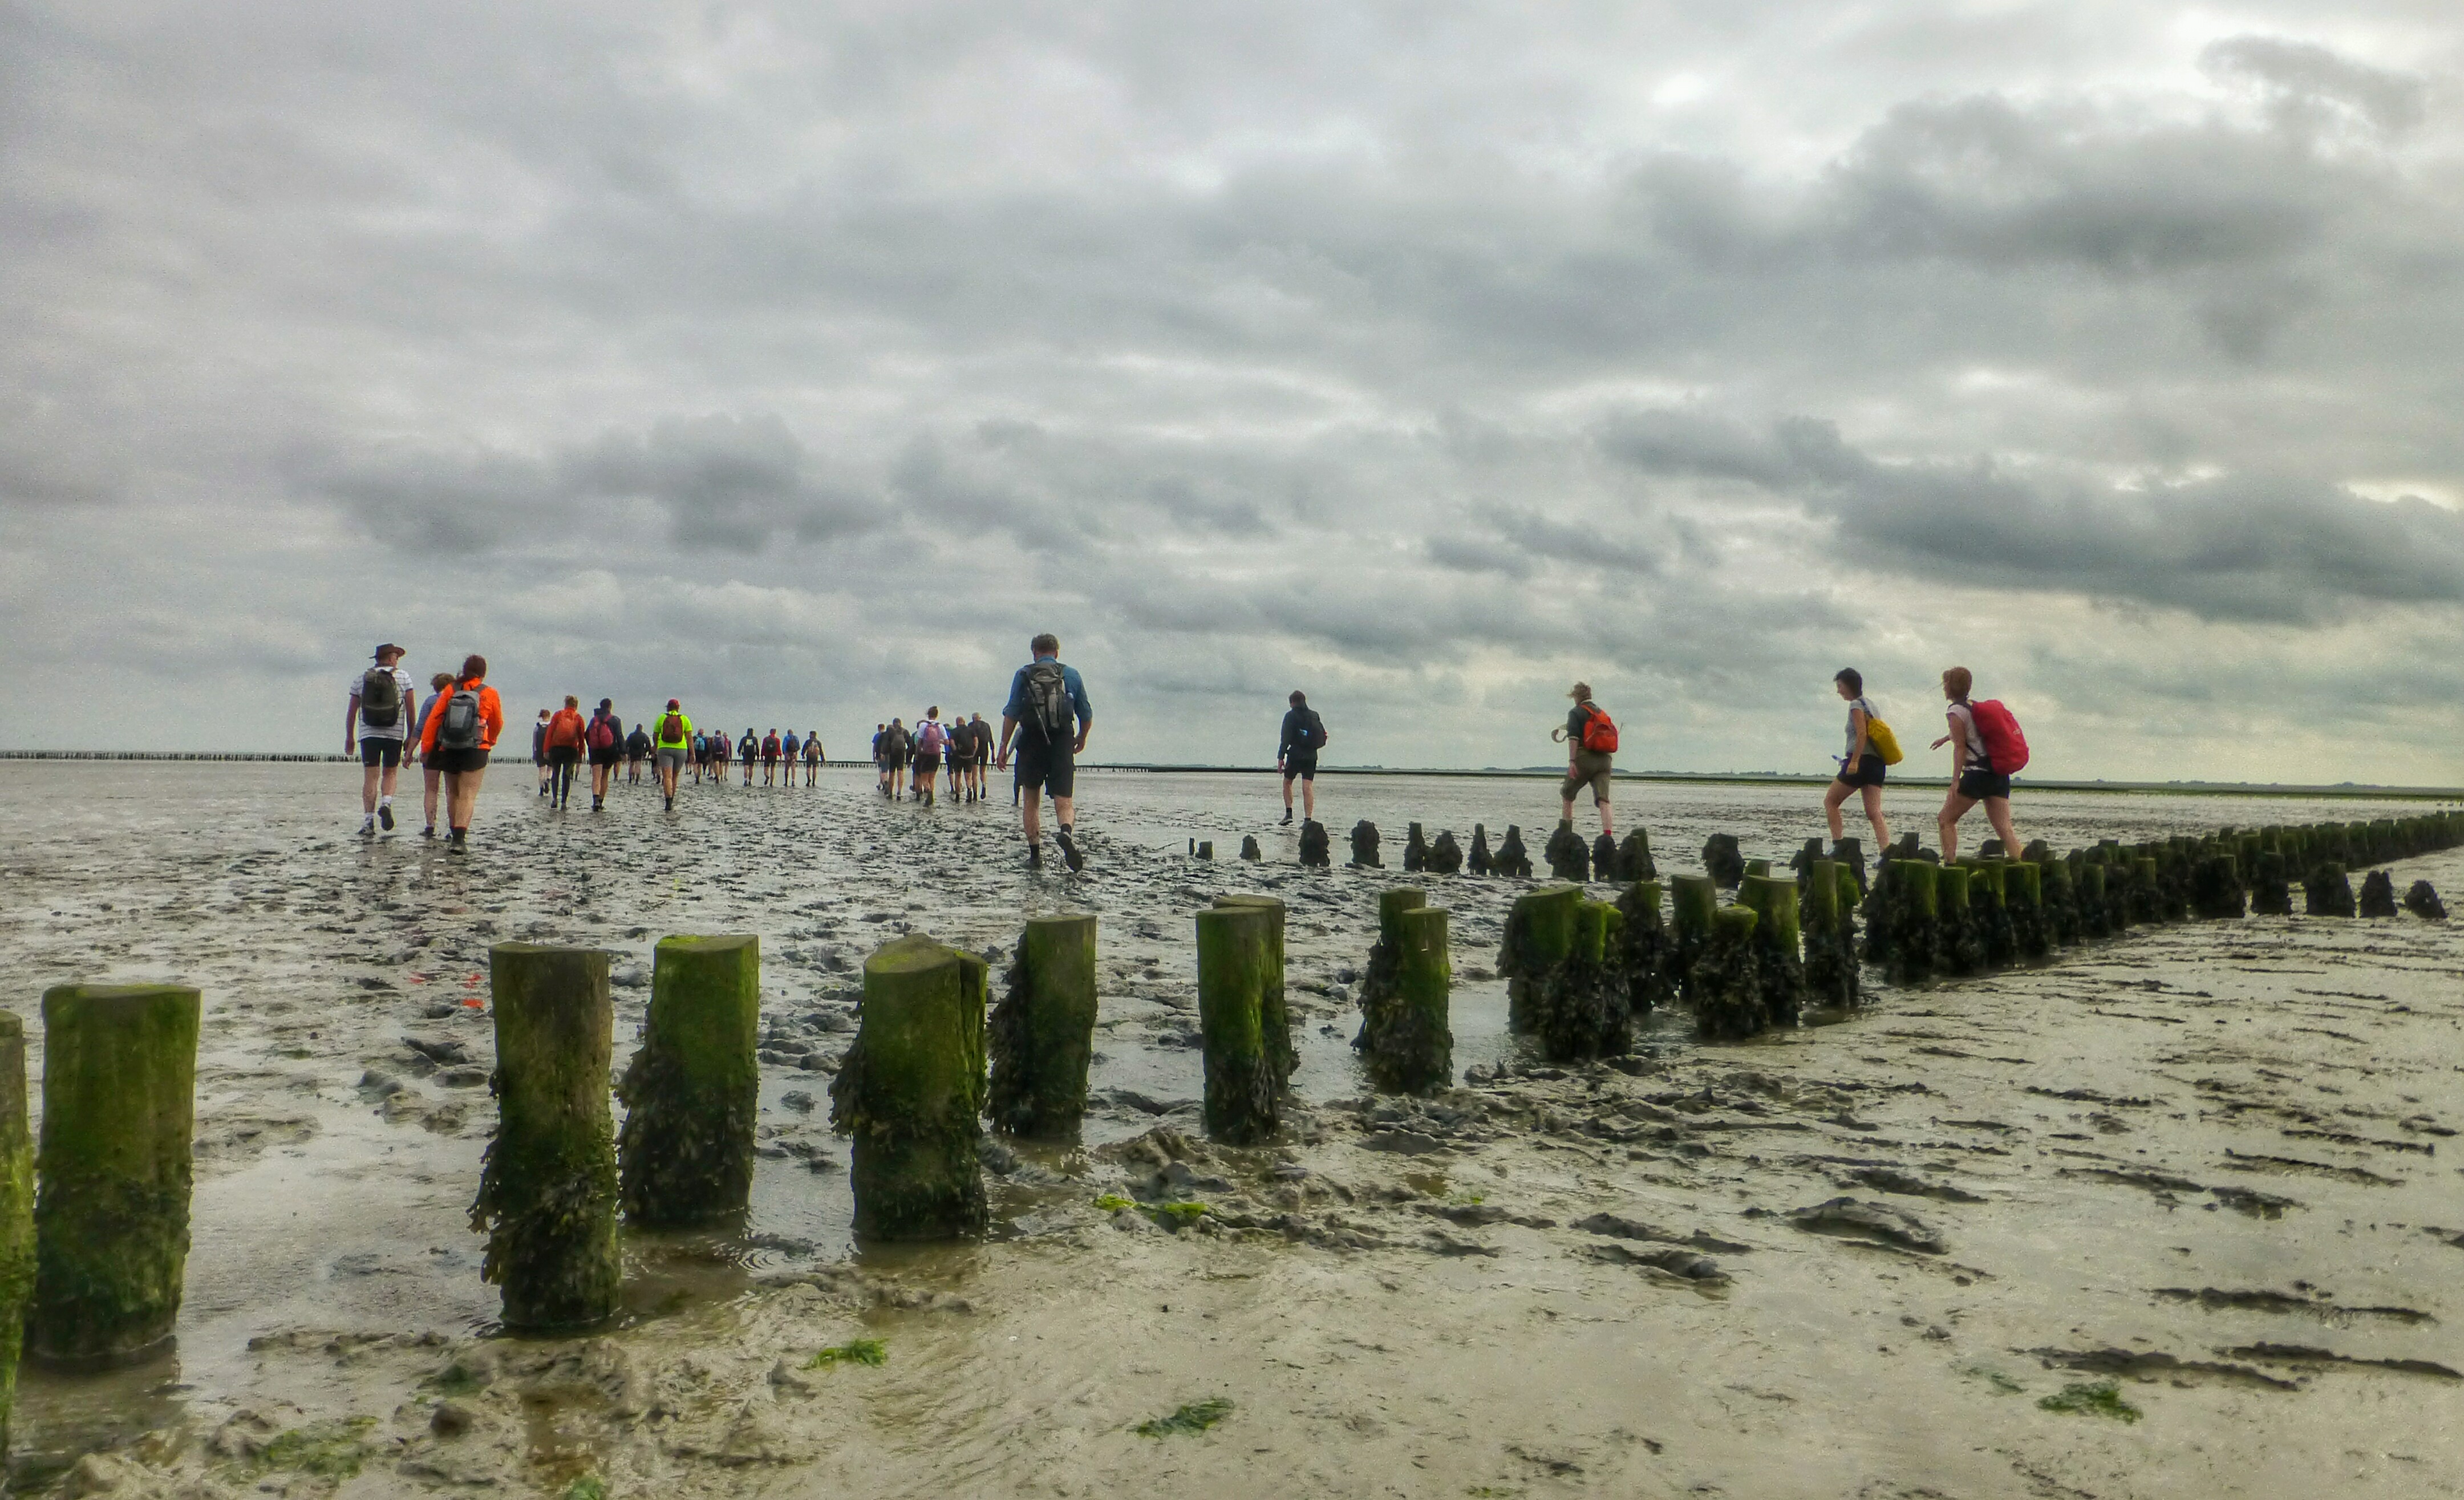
top-left (804, 729), bottom-right (822, 784)
top-left (625, 720), bottom-right (650, 784)
top-left (585, 698), bottom-right (623, 810)
top-left (652, 699), bottom-right (694, 811)
top-left (762, 728), bottom-right (783, 786)
top-left (913, 708), bottom-right (948, 805)
top-left (345, 642), bottom-right (415, 836)
top-left (997, 632), bottom-right (1093, 871)
top-left (1932, 666), bottom-right (2026, 861)
top-left (544, 696), bottom-right (586, 810)
top-left (419, 654), bottom-right (504, 852)
top-left (1278, 690), bottom-right (1328, 826)
top-left (412, 671), bottom-right (455, 836)
top-left (882, 718), bottom-right (910, 798)
top-left (968, 712), bottom-right (991, 801)
top-left (1823, 668), bottom-right (1892, 852)
top-left (1554, 682), bottom-right (1617, 839)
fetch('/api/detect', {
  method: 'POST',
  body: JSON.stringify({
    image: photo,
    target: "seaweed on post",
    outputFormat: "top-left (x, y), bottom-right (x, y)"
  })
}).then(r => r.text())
top-left (829, 935), bottom-right (991, 1240)
top-left (617, 934), bottom-right (759, 1226)
top-left (1737, 875), bottom-right (1806, 1027)
top-left (1195, 905), bottom-right (1281, 1144)
top-left (1355, 890), bottom-right (1453, 1093)
top-left (1614, 880), bottom-right (1675, 1016)
top-left (1692, 907), bottom-right (1764, 1040)
top-left (987, 914), bottom-right (1100, 1137)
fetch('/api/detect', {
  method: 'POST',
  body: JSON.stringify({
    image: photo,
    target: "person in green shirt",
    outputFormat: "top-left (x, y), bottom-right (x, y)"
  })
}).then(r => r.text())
top-left (651, 699), bottom-right (695, 810)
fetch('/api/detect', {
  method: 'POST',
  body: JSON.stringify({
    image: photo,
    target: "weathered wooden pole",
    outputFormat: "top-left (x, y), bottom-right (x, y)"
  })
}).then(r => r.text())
top-left (1616, 828), bottom-right (1656, 881)
top-left (1468, 825), bottom-right (1493, 875)
top-left (1428, 830), bottom-right (1464, 874)
top-left (2191, 857), bottom-right (2247, 921)
top-left (1213, 894), bottom-right (1294, 1099)
top-left (471, 947), bottom-right (619, 1327)
top-left (987, 914), bottom-right (1100, 1136)
top-left (1502, 883), bottom-right (1582, 1035)
top-left (30, 984), bottom-right (199, 1361)
top-left (1403, 823), bottom-right (1429, 873)
top-left (2129, 856), bottom-right (2164, 926)
top-left (1493, 825), bottom-right (1533, 877)
top-left (1701, 834), bottom-right (1745, 889)
top-left (2304, 861), bottom-right (2356, 918)
top-left (1693, 907), bottom-right (1764, 1039)
top-left (2007, 860), bottom-right (2049, 960)
top-left (1357, 889), bottom-right (1452, 1093)
top-left (1882, 861), bottom-right (1938, 985)
top-left (1545, 822), bottom-right (1589, 881)
top-left (617, 934), bottom-right (759, 1226)
top-left (830, 935), bottom-right (990, 1238)
top-left (1298, 820), bottom-right (1330, 866)
top-left (1801, 860), bottom-right (1856, 1010)
top-left (1614, 879), bottom-right (1674, 1016)
top-left (1737, 874), bottom-right (1805, 1026)
top-left (1349, 820), bottom-right (1383, 868)
top-left (1669, 874), bottom-right (1718, 1001)
top-left (1967, 861), bottom-right (2016, 968)
top-left (2250, 849), bottom-right (2293, 915)
top-left (0, 1014), bottom-right (34, 1442)
top-left (1935, 865), bottom-right (1981, 975)
top-left (2358, 869), bottom-right (2399, 918)
top-left (1197, 904), bottom-right (1281, 1144)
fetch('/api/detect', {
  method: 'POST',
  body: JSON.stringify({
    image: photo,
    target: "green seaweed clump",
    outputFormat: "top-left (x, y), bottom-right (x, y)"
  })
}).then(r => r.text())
top-left (2038, 1380), bottom-right (2141, 1423)
top-left (1150, 1201), bottom-right (1209, 1227)
top-left (1135, 1397), bottom-right (1234, 1437)
top-left (1092, 1193), bottom-right (1134, 1213)
top-left (804, 1337), bottom-right (889, 1369)
top-left (563, 1478), bottom-right (608, 1500)
top-left (256, 1417), bottom-right (378, 1478)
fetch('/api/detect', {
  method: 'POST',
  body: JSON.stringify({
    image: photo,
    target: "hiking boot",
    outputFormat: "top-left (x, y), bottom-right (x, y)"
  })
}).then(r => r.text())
top-left (1056, 826), bottom-right (1084, 873)
top-left (359, 817), bottom-right (375, 837)
top-left (1027, 844), bottom-right (1044, 870)
top-left (448, 828), bottom-right (468, 852)
top-left (591, 796), bottom-right (602, 811)
top-left (663, 794), bottom-right (675, 812)
top-left (421, 824), bottom-right (436, 838)
top-left (378, 805), bottom-right (394, 831)
top-left (1280, 809), bottom-right (1292, 825)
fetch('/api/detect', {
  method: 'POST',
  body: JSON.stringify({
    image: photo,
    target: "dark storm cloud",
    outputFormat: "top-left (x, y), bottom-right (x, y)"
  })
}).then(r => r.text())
top-left (1599, 408), bottom-right (2464, 621)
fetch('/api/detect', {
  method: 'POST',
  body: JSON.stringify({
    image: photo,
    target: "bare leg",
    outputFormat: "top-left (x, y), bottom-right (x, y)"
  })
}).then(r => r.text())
top-left (362, 763), bottom-right (382, 817)
top-left (1598, 798), bottom-right (1614, 838)
top-left (1823, 779), bottom-right (1850, 841)
top-left (422, 767), bottom-right (441, 830)
top-left (1859, 786), bottom-right (1888, 849)
top-left (1053, 793), bottom-right (1074, 831)
top-left (1938, 791), bottom-right (1979, 862)
top-left (1560, 794), bottom-right (1577, 823)
top-left (1023, 792), bottom-right (1043, 843)
top-left (1302, 780), bottom-right (1315, 820)
top-left (1986, 797), bottom-right (2020, 857)
top-left (1282, 776), bottom-right (1295, 813)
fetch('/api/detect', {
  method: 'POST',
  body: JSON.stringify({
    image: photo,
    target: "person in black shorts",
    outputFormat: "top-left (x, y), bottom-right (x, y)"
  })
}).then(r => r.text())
top-left (1823, 668), bottom-right (1890, 850)
top-left (741, 725), bottom-right (760, 785)
top-left (625, 723), bottom-right (650, 783)
top-left (1931, 665), bottom-right (2021, 860)
top-left (585, 698), bottom-right (624, 810)
top-left (996, 633), bottom-right (1093, 870)
top-left (883, 718), bottom-right (910, 799)
top-left (1276, 690), bottom-right (1327, 825)
top-left (967, 713), bottom-right (991, 801)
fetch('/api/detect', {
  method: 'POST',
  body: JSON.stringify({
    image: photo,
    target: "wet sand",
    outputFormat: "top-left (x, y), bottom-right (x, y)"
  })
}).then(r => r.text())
top-left (1, 762), bottom-right (2458, 1498)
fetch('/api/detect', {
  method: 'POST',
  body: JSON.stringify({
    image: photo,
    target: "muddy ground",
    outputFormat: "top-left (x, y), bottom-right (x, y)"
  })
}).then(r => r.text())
top-left (1, 762), bottom-right (2458, 1499)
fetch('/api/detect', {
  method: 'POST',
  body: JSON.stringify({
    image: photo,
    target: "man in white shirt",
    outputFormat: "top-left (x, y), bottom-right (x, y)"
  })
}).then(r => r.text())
top-left (346, 643), bottom-right (417, 834)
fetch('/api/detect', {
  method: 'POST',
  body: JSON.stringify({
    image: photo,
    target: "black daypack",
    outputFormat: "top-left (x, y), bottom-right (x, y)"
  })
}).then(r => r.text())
top-left (1294, 708), bottom-right (1327, 751)
top-left (436, 686), bottom-right (483, 751)
top-left (359, 667), bottom-right (401, 729)
top-left (1024, 660), bottom-right (1072, 739)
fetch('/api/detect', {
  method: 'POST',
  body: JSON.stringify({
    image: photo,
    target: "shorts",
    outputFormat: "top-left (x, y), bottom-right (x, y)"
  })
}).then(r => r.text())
top-left (589, 749), bottom-right (621, 767)
top-left (1561, 748), bottom-right (1613, 804)
top-left (1957, 767), bottom-right (2013, 800)
top-left (550, 747), bottom-right (581, 767)
top-left (1835, 753), bottom-right (1886, 789)
top-left (1283, 752), bottom-right (1318, 781)
top-left (359, 738), bottom-right (403, 769)
top-left (431, 747), bottom-right (490, 775)
top-left (1015, 735), bottom-right (1075, 799)
top-left (656, 747), bottom-right (687, 773)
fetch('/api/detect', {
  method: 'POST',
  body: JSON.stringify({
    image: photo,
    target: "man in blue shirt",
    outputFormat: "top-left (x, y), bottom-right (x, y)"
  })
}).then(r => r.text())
top-left (996, 632), bottom-right (1094, 870)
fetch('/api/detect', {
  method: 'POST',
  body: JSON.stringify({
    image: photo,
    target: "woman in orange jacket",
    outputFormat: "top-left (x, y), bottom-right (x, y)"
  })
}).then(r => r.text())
top-left (419, 654), bottom-right (506, 850)
top-left (543, 695), bottom-right (587, 809)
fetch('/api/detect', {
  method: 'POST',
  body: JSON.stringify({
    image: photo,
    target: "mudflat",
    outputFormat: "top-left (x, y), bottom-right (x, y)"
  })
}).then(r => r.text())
top-left (2, 763), bottom-right (2457, 1498)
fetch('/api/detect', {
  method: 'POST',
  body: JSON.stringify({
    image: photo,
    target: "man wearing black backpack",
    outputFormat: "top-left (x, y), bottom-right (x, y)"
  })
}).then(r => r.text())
top-left (1277, 690), bottom-right (1328, 826)
top-left (1555, 681), bottom-right (1618, 839)
top-left (996, 633), bottom-right (1094, 870)
top-left (345, 643), bottom-right (416, 836)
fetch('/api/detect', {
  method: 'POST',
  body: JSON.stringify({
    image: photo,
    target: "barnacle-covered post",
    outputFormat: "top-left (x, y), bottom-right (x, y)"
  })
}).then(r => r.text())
top-left (1356, 889), bottom-right (1452, 1093)
top-left (987, 914), bottom-right (1100, 1136)
top-left (617, 934), bottom-right (759, 1225)
top-left (1692, 907), bottom-right (1763, 1039)
top-left (0, 1013), bottom-right (34, 1440)
top-left (30, 984), bottom-right (199, 1360)
top-left (1197, 903), bottom-right (1281, 1144)
top-left (1213, 894), bottom-right (1294, 1099)
top-left (471, 947), bottom-right (619, 1327)
top-left (830, 935), bottom-right (990, 1238)
top-left (1737, 874), bottom-right (1805, 1026)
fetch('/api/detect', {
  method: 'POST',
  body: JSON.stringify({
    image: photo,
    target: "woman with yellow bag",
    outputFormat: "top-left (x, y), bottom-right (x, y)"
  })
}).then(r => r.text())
top-left (1823, 668), bottom-right (1898, 849)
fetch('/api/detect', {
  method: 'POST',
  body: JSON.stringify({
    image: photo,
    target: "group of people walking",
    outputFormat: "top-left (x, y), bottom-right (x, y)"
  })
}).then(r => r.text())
top-left (872, 710), bottom-right (995, 805)
top-left (346, 633), bottom-right (2023, 874)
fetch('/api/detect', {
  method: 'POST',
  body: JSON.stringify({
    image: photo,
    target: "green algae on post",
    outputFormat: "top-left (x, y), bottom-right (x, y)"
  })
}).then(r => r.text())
top-left (1197, 903), bottom-right (1281, 1145)
top-left (1136, 1397), bottom-right (1234, 1437)
top-left (31, 983), bottom-right (200, 1362)
top-left (617, 934), bottom-right (759, 1226)
top-left (1356, 889), bottom-right (1453, 1094)
top-left (0, 1014), bottom-right (33, 1445)
top-left (1800, 861), bottom-right (1858, 1010)
top-left (1501, 885), bottom-right (1631, 1059)
top-left (830, 935), bottom-right (990, 1240)
top-left (1613, 879), bottom-right (1674, 1016)
top-left (1737, 874), bottom-right (1805, 1027)
top-left (987, 913), bottom-right (1100, 1136)
top-left (1211, 894), bottom-right (1295, 1099)
top-left (471, 945), bottom-right (620, 1329)
top-left (1668, 874), bottom-right (1717, 1002)
top-left (1692, 906), bottom-right (1762, 1039)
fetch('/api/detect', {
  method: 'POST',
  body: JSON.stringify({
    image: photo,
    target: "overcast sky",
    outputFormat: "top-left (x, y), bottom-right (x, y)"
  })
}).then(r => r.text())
top-left (5, 2), bottom-right (2462, 783)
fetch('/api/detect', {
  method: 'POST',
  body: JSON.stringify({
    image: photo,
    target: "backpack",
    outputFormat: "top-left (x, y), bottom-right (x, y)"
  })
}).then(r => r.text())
top-left (1023, 660), bottom-right (1073, 739)
top-left (548, 714), bottom-right (584, 750)
top-left (1969, 699), bottom-right (2030, 775)
top-left (1862, 708), bottom-right (1905, 766)
top-left (587, 716), bottom-right (616, 752)
top-left (1291, 709), bottom-right (1326, 752)
top-left (918, 722), bottom-right (947, 755)
top-left (436, 686), bottom-right (483, 751)
top-left (660, 712), bottom-right (684, 744)
top-left (359, 667), bottom-right (401, 729)
top-left (1578, 704), bottom-right (1619, 754)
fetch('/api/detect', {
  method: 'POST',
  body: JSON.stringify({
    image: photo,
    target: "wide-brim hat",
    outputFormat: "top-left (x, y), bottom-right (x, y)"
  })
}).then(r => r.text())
top-left (374, 643), bottom-right (404, 658)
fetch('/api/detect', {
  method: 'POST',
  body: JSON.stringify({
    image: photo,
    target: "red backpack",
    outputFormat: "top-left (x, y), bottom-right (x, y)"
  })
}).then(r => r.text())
top-left (1969, 699), bottom-right (2029, 775)
top-left (586, 716), bottom-right (615, 751)
top-left (1579, 704), bottom-right (1619, 754)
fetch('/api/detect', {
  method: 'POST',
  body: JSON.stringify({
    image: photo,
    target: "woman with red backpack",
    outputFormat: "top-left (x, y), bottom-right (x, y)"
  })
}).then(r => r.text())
top-left (585, 698), bottom-right (623, 811)
top-left (1931, 666), bottom-right (2026, 861)
top-left (1554, 682), bottom-right (1618, 839)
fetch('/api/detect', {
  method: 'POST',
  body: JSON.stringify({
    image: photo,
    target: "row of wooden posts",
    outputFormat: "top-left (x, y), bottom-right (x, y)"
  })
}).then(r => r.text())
top-left (0, 809), bottom-right (2447, 1417)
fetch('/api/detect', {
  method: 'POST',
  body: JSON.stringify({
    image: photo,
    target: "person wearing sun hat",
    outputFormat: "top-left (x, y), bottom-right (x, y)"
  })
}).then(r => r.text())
top-left (1553, 680), bottom-right (1617, 840)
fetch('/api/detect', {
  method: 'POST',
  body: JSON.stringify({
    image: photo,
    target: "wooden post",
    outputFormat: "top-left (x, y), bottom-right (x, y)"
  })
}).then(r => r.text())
top-left (987, 914), bottom-right (1100, 1136)
top-left (1213, 894), bottom-right (1294, 1100)
top-left (830, 935), bottom-right (990, 1238)
top-left (1669, 874), bottom-right (1717, 1000)
top-left (1802, 861), bottom-right (1857, 1010)
top-left (472, 946), bottom-right (619, 1328)
top-left (1692, 907), bottom-right (1764, 1039)
top-left (1357, 890), bottom-right (1452, 1093)
top-left (0, 1014), bottom-right (33, 1442)
top-left (617, 934), bottom-right (759, 1226)
top-left (1197, 905), bottom-right (1280, 1144)
top-left (1737, 874), bottom-right (1805, 1026)
top-left (2006, 860), bottom-right (2049, 960)
top-left (2192, 857), bottom-right (2247, 921)
top-left (1967, 861), bottom-right (2016, 968)
top-left (1882, 861), bottom-right (1938, 985)
top-left (30, 984), bottom-right (199, 1361)
top-left (1614, 879), bottom-right (1674, 1016)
